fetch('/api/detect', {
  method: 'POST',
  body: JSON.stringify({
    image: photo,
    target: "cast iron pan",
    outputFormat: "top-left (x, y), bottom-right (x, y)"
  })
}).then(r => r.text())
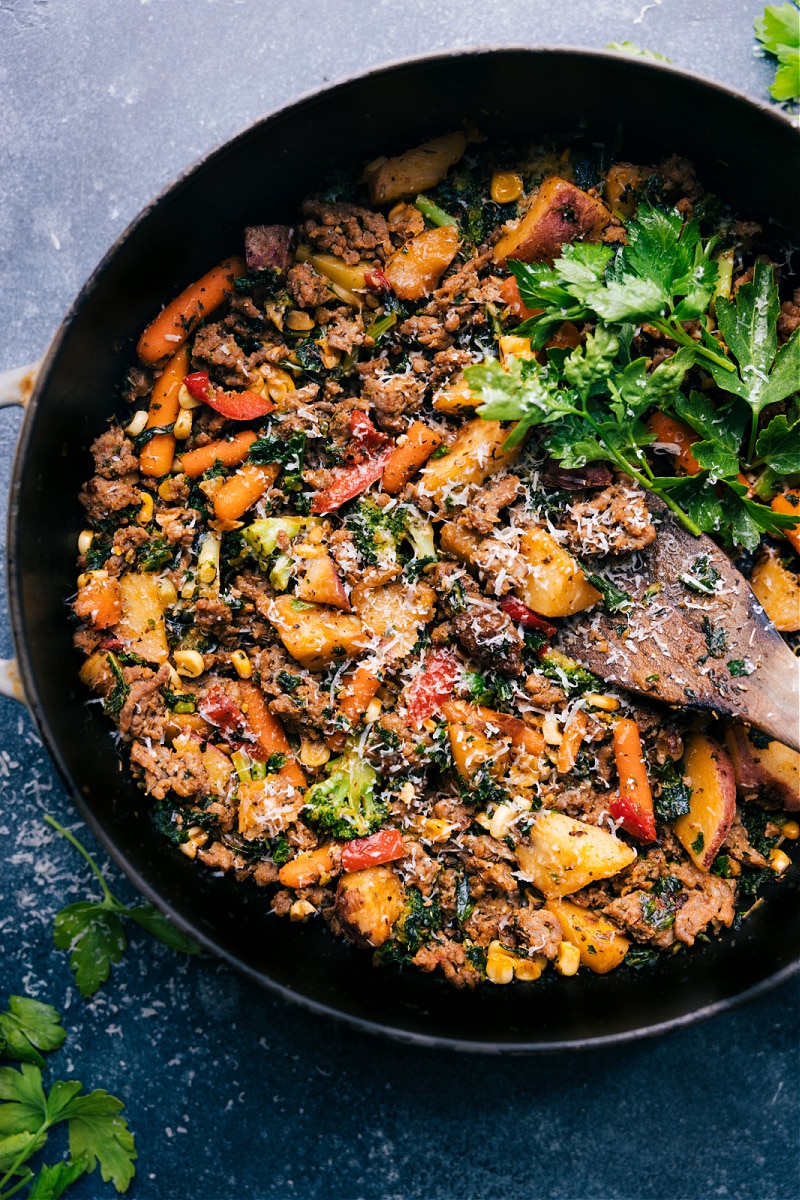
top-left (7, 48), bottom-right (800, 1051)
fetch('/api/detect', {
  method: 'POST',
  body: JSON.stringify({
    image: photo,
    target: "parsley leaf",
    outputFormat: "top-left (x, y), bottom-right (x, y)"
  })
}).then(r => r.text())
top-left (467, 354), bottom-right (579, 448)
top-left (605, 41), bottom-right (673, 62)
top-left (46, 817), bottom-right (200, 998)
top-left (755, 2), bottom-right (800, 103)
top-left (0, 1000), bottom-right (65, 1071)
top-left (28, 1159), bottom-right (86, 1199)
top-left (754, 413), bottom-right (800, 473)
top-left (60, 1090), bottom-right (137, 1193)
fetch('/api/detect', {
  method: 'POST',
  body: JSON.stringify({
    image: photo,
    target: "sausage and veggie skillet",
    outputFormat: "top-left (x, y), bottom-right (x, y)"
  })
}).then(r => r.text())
top-left (71, 131), bottom-right (800, 988)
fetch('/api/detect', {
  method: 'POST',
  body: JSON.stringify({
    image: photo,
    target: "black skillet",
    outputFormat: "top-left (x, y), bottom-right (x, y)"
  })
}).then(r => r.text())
top-left (7, 48), bottom-right (800, 1051)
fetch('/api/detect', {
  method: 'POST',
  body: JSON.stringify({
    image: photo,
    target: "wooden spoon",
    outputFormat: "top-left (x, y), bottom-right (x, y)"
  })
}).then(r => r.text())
top-left (558, 504), bottom-right (800, 753)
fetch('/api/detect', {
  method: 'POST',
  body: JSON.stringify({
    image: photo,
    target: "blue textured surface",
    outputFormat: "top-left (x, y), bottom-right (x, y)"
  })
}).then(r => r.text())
top-left (1, 2), bottom-right (798, 1198)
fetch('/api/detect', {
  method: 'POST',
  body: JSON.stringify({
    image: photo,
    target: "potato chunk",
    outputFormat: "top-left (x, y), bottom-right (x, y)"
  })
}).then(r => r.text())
top-left (350, 580), bottom-right (436, 659)
top-left (673, 733), bottom-right (737, 869)
top-left (116, 572), bottom-right (169, 663)
top-left (267, 594), bottom-right (367, 670)
top-left (516, 810), bottom-right (636, 898)
top-left (750, 546), bottom-right (800, 632)
top-left (493, 176), bottom-right (613, 264)
top-left (725, 726), bottom-right (800, 812)
top-left (515, 528), bottom-right (601, 618)
top-left (367, 132), bottom-right (467, 205)
top-left (417, 418), bottom-right (520, 508)
top-left (384, 226), bottom-right (461, 301)
top-left (335, 865), bottom-right (405, 947)
top-left (546, 898), bottom-right (630, 974)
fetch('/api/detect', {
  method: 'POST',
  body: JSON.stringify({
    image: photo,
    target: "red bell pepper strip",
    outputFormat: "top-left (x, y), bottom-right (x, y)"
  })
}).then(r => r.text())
top-left (198, 686), bottom-right (256, 747)
top-left (499, 597), bottom-right (557, 639)
top-left (183, 371), bottom-right (276, 421)
top-left (404, 648), bottom-right (460, 729)
top-left (341, 828), bottom-right (406, 872)
top-left (608, 794), bottom-right (657, 844)
top-left (311, 411), bottom-right (395, 514)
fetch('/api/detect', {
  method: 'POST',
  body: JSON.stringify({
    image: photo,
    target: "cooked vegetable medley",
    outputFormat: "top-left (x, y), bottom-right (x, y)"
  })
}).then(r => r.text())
top-left (72, 132), bottom-right (800, 987)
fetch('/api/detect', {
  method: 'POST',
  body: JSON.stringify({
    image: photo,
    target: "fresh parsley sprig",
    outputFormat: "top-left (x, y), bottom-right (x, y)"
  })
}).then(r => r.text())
top-left (755, 1), bottom-right (800, 105)
top-left (0, 996), bottom-right (136, 1198)
top-left (45, 817), bottom-right (200, 999)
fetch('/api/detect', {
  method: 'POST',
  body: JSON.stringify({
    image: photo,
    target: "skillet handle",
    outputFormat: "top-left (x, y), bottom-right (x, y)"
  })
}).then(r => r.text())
top-left (0, 361), bottom-right (40, 408)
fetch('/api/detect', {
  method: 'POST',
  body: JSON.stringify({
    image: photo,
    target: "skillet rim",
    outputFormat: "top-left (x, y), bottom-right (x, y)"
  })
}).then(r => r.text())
top-left (7, 44), bottom-right (800, 1053)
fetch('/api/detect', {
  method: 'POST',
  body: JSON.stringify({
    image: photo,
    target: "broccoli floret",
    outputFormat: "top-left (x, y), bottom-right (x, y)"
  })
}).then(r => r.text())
top-left (429, 167), bottom-right (508, 245)
top-left (303, 752), bottom-right (387, 839)
top-left (345, 497), bottom-right (436, 573)
top-left (538, 649), bottom-right (601, 695)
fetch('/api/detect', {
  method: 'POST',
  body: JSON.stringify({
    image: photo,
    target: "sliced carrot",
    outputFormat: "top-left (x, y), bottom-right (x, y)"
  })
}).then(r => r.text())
top-left (338, 662), bottom-right (381, 727)
top-left (645, 412), bottom-right (701, 476)
top-left (235, 679), bottom-right (305, 788)
top-left (382, 421), bottom-right (443, 494)
top-left (139, 345), bottom-right (189, 477)
top-left (442, 700), bottom-right (545, 759)
top-left (556, 708), bottom-right (589, 774)
top-left (178, 430), bottom-right (258, 479)
top-left (213, 463), bottom-right (280, 522)
top-left (611, 717), bottom-right (656, 842)
top-left (74, 576), bottom-right (121, 629)
top-left (278, 843), bottom-right (342, 889)
top-left (771, 490), bottom-right (800, 556)
top-left (137, 256), bottom-right (246, 366)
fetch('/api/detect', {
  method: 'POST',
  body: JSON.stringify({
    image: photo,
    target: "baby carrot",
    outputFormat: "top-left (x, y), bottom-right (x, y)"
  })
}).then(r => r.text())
top-left (178, 430), bottom-right (258, 479)
top-left (771, 490), bottom-right (800, 556)
top-left (382, 421), bottom-right (443, 493)
top-left (645, 411), bottom-right (701, 476)
top-left (338, 662), bottom-right (381, 727)
top-left (278, 843), bottom-right (341, 889)
top-left (137, 256), bottom-right (246, 366)
top-left (139, 345), bottom-right (189, 477)
top-left (213, 463), bottom-right (280, 522)
top-left (556, 708), bottom-right (588, 774)
top-left (610, 718), bottom-right (656, 842)
top-left (236, 679), bottom-right (306, 789)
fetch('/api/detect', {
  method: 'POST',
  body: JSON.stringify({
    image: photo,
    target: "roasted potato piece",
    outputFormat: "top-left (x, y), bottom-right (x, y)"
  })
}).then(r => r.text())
top-left (202, 742), bottom-right (235, 797)
top-left (750, 546), bottom-right (800, 632)
top-left (267, 594), bottom-right (367, 670)
top-left (78, 650), bottom-right (114, 694)
top-left (673, 733), bottom-right (737, 869)
top-left (74, 572), bottom-right (121, 630)
top-left (516, 810), bottom-right (637, 898)
top-left (294, 245), bottom-right (371, 296)
top-left (515, 528), bottom-right (601, 618)
top-left (604, 162), bottom-right (652, 218)
top-left (384, 225), bottom-right (461, 300)
top-left (116, 572), bottom-right (169, 663)
top-left (493, 176), bottom-right (613, 264)
top-left (294, 553), bottom-right (351, 610)
top-left (417, 418), bottom-right (520, 508)
top-left (367, 132), bottom-right (468, 205)
top-left (725, 726), bottom-right (800, 811)
top-left (546, 898), bottom-right (630, 974)
top-left (447, 716), bottom-right (508, 780)
top-left (350, 579), bottom-right (436, 658)
top-left (432, 371), bottom-right (481, 414)
top-left (335, 865), bottom-right (405, 947)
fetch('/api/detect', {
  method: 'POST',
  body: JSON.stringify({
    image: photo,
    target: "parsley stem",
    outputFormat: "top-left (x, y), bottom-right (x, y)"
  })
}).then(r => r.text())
top-left (0, 1123), bottom-right (49, 1198)
top-left (651, 318), bottom-right (734, 372)
top-left (44, 815), bottom-right (116, 907)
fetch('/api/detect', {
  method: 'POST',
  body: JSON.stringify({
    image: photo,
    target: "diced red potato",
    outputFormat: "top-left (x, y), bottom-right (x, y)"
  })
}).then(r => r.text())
top-left (725, 726), bottom-right (800, 811)
top-left (383, 225), bottom-right (461, 300)
top-left (416, 418), bottom-right (521, 508)
top-left (115, 573), bottom-right (169, 663)
top-left (515, 527), bottom-right (602, 618)
top-left (546, 898), bottom-right (630, 974)
top-left (749, 547), bottom-right (800, 633)
top-left (516, 810), bottom-right (637, 898)
top-left (367, 132), bottom-right (468, 205)
top-left (294, 553), bottom-right (351, 611)
top-left (673, 733), bottom-right (738, 869)
top-left (335, 865), bottom-right (406, 948)
top-left (493, 176), bottom-right (613, 265)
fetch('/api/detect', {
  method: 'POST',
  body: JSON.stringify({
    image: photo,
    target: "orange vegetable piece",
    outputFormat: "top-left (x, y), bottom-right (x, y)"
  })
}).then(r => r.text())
top-left (338, 662), bottom-right (381, 728)
top-left (611, 718), bottom-right (656, 842)
top-left (493, 176), bottom-right (612, 265)
top-left (178, 430), bottom-right (258, 480)
top-left (384, 226), bottom-right (461, 300)
top-left (278, 843), bottom-right (341, 889)
top-left (645, 411), bottom-right (701, 476)
top-left (213, 463), bottom-right (280, 522)
top-left (139, 345), bottom-right (189, 478)
top-left (556, 709), bottom-right (589, 774)
top-left (73, 575), bottom-right (121, 629)
top-left (382, 421), bottom-right (443, 493)
top-left (498, 275), bottom-right (542, 321)
top-left (771, 490), bottom-right (800, 556)
top-left (137, 256), bottom-right (246, 366)
top-left (235, 679), bottom-right (305, 789)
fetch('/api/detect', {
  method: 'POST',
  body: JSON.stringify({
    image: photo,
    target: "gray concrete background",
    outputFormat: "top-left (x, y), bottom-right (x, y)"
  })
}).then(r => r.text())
top-left (1, 3), bottom-right (797, 1199)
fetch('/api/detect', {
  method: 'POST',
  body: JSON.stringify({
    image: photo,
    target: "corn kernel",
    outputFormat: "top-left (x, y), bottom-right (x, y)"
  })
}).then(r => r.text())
top-left (174, 650), bottom-right (205, 678)
top-left (398, 781), bottom-right (416, 805)
top-left (781, 820), bottom-right (799, 841)
top-left (499, 335), bottom-right (534, 367)
top-left (769, 848), bottom-right (792, 875)
top-left (290, 899), bottom-right (317, 921)
top-left (178, 384), bottom-right (204, 410)
top-left (125, 409), bottom-right (149, 437)
top-left (230, 650), bottom-right (253, 679)
top-left (407, 816), bottom-right (454, 844)
top-left (554, 941), bottom-right (581, 977)
top-left (286, 309), bottom-right (315, 331)
top-left (137, 492), bottom-right (154, 525)
top-left (490, 170), bottom-right (524, 204)
top-left (157, 578), bottom-right (178, 608)
top-left (299, 736), bottom-right (331, 769)
top-left (77, 568), bottom-right (107, 589)
top-left (158, 478), bottom-right (177, 501)
top-left (584, 692), bottom-right (620, 712)
top-left (513, 955), bottom-right (545, 982)
top-left (364, 697), bottom-right (383, 724)
top-left (178, 826), bottom-right (208, 859)
top-left (77, 529), bottom-right (94, 555)
top-left (173, 408), bottom-right (193, 440)
top-left (261, 364), bottom-right (296, 403)
top-left (486, 940), bottom-right (515, 985)
top-left (318, 339), bottom-right (341, 370)
top-left (167, 665), bottom-right (184, 692)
